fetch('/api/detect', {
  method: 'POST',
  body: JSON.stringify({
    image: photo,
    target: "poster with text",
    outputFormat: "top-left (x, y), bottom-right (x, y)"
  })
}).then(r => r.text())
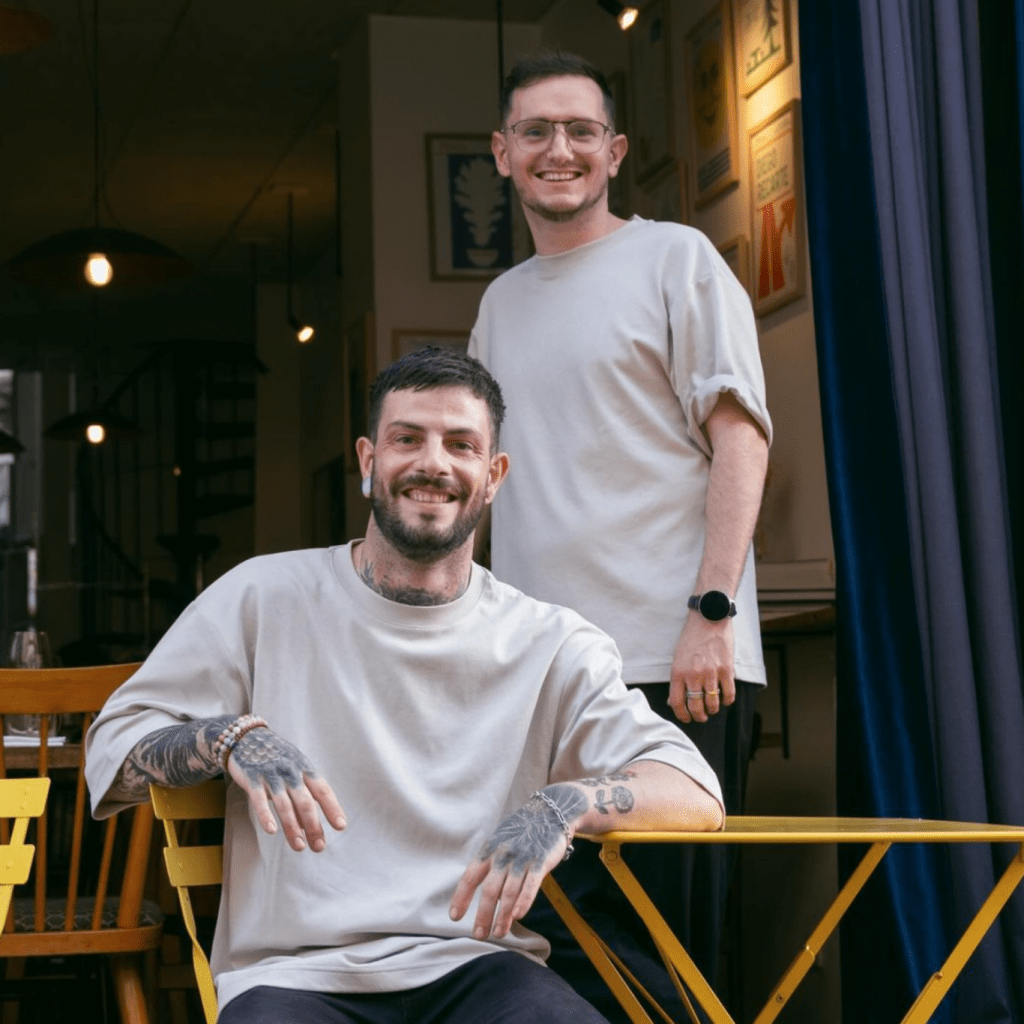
top-left (685, 2), bottom-right (740, 208)
top-left (749, 100), bottom-right (805, 316)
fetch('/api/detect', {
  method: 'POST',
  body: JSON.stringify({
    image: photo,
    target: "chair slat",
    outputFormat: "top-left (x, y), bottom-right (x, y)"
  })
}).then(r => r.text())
top-left (162, 846), bottom-right (224, 889)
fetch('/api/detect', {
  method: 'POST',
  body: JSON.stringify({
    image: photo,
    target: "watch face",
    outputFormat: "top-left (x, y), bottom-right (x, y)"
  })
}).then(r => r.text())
top-left (699, 590), bottom-right (732, 622)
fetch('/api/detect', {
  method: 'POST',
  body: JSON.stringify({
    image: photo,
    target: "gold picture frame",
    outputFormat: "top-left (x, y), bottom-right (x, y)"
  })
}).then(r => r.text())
top-left (749, 100), bottom-right (806, 316)
top-left (735, 0), bottom-right (793, 97)
top-left (685, 1), bottom-right (740, 209)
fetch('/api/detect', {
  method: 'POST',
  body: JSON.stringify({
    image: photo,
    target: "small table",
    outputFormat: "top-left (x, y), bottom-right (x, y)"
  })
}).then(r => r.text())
top-left (541, 817), bottom-right (1024, 1024)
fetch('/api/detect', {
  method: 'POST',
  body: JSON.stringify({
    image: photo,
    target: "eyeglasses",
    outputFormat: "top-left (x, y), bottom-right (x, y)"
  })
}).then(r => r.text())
top-left (503, 118), bottom-right (613, 154)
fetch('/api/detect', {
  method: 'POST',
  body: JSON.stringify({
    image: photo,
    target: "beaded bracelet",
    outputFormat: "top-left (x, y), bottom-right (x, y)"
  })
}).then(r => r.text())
top-left (533, 790), bottom-right (575, 861)
top-left (213, 714), bottom-right (268, 770)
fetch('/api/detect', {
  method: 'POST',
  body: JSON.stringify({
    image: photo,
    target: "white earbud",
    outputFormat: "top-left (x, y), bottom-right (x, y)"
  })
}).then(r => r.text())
top-left (361, 477), bottom-right (372, 498)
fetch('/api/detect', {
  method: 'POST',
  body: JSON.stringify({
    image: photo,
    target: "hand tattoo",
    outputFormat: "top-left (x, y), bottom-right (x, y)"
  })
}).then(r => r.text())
top-left (229, 727), bottom-right (320, 794)
top-left (479, 784), bottom-right (587, 876)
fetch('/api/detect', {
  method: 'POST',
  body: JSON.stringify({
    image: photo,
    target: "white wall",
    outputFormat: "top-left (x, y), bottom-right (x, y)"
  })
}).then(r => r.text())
top-left (367, 15), bottom-right (541, 372)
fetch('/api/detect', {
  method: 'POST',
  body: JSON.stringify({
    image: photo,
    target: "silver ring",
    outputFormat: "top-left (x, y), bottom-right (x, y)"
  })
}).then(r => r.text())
top-left (685, 690), bottom-right (704, 700)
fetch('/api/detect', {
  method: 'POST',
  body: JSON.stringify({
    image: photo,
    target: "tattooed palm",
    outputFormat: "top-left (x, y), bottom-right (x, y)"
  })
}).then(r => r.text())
top-left (480, 785), bottom-right (588, 875)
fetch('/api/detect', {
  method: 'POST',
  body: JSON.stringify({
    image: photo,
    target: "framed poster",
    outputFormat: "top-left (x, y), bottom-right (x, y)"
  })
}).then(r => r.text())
top-left (749, 100), bottom-right (806, 316)
top-left (637, 160), bottom-right (688, 224)
top-left (425, 135), bottom-right (526, 281)
top-left (685, 1), bottom-right (740, 208)
top-left (629, 0), bottom-right (674, 184)
top-left (718, 234), bottom-right (752, 295)
top-left (392, 329), bottom-right (469, 361)
top-left (735, 0), bottom-right (793, 97)
top-left (607, 70), bottom-right (631, 217)
top-left (343, 311), bottom-right (375, 468)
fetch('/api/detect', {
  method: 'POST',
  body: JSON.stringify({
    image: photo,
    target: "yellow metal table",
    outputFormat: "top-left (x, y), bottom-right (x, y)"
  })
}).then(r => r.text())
top-left (540, 816), bottom-right (1024, 1024)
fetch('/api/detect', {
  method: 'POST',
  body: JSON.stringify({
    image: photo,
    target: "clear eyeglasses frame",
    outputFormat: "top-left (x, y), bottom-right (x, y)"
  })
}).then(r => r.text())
top-left (502, 118), bottom-right (613, 154)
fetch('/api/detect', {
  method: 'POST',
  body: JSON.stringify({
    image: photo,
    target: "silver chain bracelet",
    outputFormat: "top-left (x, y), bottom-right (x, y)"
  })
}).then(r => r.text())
top-left (533, 789), bottom-right (575, 861)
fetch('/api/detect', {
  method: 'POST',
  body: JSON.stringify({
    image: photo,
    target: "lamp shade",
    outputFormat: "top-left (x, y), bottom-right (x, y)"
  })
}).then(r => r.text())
top-left (43, 409), bottom-right (144, 442)
top-left (8, 226), bottom-right (190, 289)
top-left (0, 5), bottom-right (54, 55)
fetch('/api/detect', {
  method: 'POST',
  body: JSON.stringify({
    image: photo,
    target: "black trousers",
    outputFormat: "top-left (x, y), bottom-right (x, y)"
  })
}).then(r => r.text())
top-left (218, 951), bottom-right (610, 1024)
top-left (521, 681), bottom-right (759, 1024)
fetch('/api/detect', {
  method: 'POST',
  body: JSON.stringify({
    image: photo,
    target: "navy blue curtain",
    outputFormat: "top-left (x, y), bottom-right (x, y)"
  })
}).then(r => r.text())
top-left (799, 2), bottom-right (1024, 1023)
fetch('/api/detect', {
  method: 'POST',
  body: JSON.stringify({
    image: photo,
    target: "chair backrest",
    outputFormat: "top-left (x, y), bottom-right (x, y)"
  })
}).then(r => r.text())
top-left (0, 778), bottom-right (50, 925)
top-left (150, 779), bottom-right (225, 1024)
top-left (0, 663), bottom-right (161, 957)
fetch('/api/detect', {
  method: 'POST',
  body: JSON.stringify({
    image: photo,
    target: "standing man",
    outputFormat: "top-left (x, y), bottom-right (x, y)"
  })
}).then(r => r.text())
top-left (469, 52), bottom-right (771, 1017)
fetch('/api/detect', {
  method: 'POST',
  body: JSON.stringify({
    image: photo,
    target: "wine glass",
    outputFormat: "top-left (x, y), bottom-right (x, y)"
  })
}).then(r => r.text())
top-left (4, 627), bottom-right (53, 739)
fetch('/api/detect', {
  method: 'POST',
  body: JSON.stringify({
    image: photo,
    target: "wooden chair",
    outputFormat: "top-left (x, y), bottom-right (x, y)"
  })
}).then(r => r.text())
top-left (0, 779), bottom-right (50, 927)
top-left (0, 663), bottom-right (162, 1024)
top-left (149, 780), bottom-right (224, 1024)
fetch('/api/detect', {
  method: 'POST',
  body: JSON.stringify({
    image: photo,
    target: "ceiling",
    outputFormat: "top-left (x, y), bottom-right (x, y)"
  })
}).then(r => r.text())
top-left (0, 0), bottom-right (558, 372)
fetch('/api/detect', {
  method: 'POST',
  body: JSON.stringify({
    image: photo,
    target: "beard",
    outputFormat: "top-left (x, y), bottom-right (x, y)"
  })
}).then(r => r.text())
top-left (370, 472), bottom-right (486, 564)
top-left (516, 176), bottom-right (608, 224)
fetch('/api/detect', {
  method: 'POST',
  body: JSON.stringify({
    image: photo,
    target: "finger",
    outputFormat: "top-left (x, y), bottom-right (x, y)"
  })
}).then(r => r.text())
top-left (288, 785), bottom-right (331, 852)
top-left (686, 689), bottom-right (708, 723)
top-left (305, 775), bottom-right (347, 832)
top-left (720, 670), bottom-right (737, 706)
top-left (229, 760), bottom-right (279, 835)
top-left (267, 787), bottom-right (308, 851)
top-left (668, 680), bottom-right (691, 722)
top-left (449, 857), bottom-right (490, 922)
top-left (703, 685), bottom-right (722, 716)
top-left (472, 870), bottom-right (510, 939)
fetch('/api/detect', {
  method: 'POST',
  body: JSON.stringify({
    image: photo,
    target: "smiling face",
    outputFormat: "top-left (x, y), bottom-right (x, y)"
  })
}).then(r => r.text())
top-left (492, 75), bottom-right (627, 230)
top-left (356, 386), bottom-right (508, 564)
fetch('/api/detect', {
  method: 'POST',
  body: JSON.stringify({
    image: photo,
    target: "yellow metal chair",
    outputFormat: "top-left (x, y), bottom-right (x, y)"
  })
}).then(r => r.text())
top-left (0, 779), bottom-right (50, 927)
top-left (149, 780), bottom-right (224, 1024)
top-left (543, 817), bottom-right (1024, 1024)
top-left (0, 663), bottom-right (161, 1024)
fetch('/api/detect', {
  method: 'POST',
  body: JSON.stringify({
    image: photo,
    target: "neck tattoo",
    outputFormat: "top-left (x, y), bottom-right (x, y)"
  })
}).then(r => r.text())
top-left (357, 558), bottom-right (467, 606)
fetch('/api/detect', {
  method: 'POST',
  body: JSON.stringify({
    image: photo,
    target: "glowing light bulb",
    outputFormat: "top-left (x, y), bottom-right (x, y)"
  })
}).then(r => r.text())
top-left (618, 6), bottom-right (638, 30)
top-left (296, 323), bottom-right (314, 343)
top-left (85, 422), bottom-right (106, 444)
top-left (84, 252), bottom-right (113, 287)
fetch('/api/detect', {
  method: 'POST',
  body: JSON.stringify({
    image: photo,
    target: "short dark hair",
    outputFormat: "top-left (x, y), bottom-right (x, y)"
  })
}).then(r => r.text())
top-left (499, 51), bottom-right (615, 127)
top-left (367, 346), bottom-right (506, 451)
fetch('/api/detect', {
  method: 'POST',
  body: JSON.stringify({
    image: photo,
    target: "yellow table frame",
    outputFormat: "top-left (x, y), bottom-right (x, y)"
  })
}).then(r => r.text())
top-left (540, 816), bottom-right (1024, 1024)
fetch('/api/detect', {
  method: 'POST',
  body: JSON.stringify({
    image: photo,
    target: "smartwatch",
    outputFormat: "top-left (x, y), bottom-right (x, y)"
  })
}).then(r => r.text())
top-left (687, 590), bottom-right (737, 622)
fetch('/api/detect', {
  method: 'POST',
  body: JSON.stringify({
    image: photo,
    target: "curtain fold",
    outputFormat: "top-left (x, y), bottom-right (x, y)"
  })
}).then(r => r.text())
top-left (800, 0), bottom-right (1024, 1021)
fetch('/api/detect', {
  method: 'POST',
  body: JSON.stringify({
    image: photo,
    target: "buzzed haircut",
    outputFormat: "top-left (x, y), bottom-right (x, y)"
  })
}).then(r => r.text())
top-left (499, 50), bottom-right (616, 127)
top-left (367, 346), bottom-right (507, 451)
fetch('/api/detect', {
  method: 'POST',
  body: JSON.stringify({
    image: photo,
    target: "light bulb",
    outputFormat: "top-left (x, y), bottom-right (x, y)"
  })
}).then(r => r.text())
top-left (618, 6), bottom-right (638, 30)
top-left (296, 323), bottom-right (315, 343)
top-left (85, 252), bottom-right (113, 287)
top-left (85, 422), bottom-right (106, 444)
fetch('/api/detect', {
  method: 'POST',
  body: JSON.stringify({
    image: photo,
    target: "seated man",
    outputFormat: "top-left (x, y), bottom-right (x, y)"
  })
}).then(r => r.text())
top-left (86, 346), bottom-right (724, 1024)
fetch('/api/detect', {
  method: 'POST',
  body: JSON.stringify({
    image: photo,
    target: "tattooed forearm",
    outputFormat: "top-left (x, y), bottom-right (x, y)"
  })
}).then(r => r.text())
top-left (107, 716), bottom-right (234, 801)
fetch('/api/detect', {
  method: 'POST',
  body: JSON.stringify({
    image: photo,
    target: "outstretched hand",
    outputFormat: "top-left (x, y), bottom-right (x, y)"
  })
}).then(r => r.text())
top-left (449, 785), bottom-right (587, 939)
top-left (227, 727), bottom-right (346, 852)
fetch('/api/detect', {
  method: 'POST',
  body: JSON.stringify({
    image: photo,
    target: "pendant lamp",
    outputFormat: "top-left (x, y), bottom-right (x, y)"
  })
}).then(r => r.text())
top-left (7, 0), bottom-right (189, 290)
top-left (286, 192), bottom-right (315, 344)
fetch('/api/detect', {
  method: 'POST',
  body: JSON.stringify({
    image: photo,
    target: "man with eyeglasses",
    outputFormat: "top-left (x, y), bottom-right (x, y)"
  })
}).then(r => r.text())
top-left (469, 51), bottom-right (772, 1021)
